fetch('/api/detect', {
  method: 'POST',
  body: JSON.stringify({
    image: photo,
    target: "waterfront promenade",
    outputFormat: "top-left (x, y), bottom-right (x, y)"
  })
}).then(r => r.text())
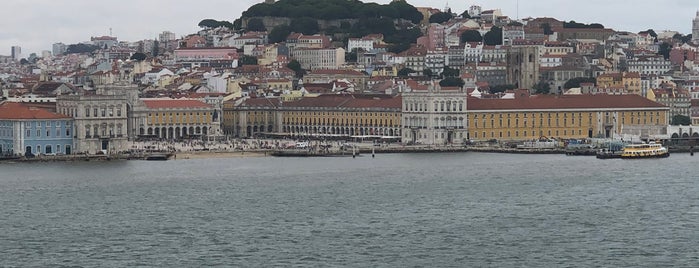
top-left (2, 137), bottom-right (694, 162)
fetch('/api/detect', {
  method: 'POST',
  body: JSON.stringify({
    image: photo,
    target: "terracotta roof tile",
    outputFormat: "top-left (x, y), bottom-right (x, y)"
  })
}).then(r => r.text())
top-left (142, 99), bottom-right (212, 109)
top-left (0, 102), bottom-right (71, 120)
top-left (468, 94), bottom-right (667, 111)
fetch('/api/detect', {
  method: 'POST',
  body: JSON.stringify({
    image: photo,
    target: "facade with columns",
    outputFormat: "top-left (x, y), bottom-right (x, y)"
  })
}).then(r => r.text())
top-left (401, 83), bottom-right (469, 145)
top-left (222, 95), bottom-right (402, 138)
top-left (56, 89), bottom-right (132, 154)
top-left (132, 99), bottom-right (216, 140)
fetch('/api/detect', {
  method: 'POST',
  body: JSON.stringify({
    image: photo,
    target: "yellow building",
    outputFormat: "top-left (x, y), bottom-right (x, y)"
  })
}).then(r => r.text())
top-left (222, 95), bottom-right (402, 138)
top-left (281, 95), bottom-right (402, 137)
top-left (139, 99), bottom-right (215, 140)
top-left (467, 94), bottom-right (669, 141)
top-left (596, 72), bottom-right (642, 96)
top-left (222, 98), bottom-right (281, 137)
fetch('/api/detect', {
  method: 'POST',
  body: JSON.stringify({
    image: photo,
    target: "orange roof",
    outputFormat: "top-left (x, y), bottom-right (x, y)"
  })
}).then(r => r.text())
top-left (142, 99), bottom-right (212, 109)
top-left (283, 95), bottom-right (401, 109)
top-left (0, 102), bottom-right (71, 120)
top-left (468, 94), bottom-right (667, 111)
top-left (308, 69), bottom-right (365, 76)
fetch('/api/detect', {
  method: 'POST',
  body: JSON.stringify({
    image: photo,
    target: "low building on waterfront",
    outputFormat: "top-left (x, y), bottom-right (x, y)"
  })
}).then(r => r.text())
top-left (467, 94), bottom-right (669, 141)
top-left (281, 95), bottom-right (402, 138)
top-left (222, 94), bottom-right (402, 139)
top-left (133, 99), bottom-right (216, 140)
top-left (0, 102), bottom-right (74, 156)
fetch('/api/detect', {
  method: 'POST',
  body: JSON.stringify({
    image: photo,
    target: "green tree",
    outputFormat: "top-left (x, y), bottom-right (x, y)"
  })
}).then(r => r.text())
top-left (658, 42), bottom-right (671, 60)
top-left (388, 43), bottom-right (411, 54)
top-left (563, 77), bottom-right (596, 89)
top-left (198, 19), bottom-right (220, 28)
top-left (246, 18), bottom-right (267, 31)
top-left (397, 67), bottom-right (415, 77)
top-left (640, 29), bottom-right (657, 39)
top-left (345, 50), bottom-right (357, 63)
top-left (388, 1), bottom-right (423, 24)
top-left (483, 26), bottom-right (502, 46)
top-left (671, 114), bottom-right (691, 126)
top-left (238, 55), bottom-right (258, 67)
top-left (130, 52), bottom-right (147, 61)
top-left (460, 30), bottom-right (482, 43)
top-left (219, 20), bottom-right (235, 30)
top-left (290, 17), bottom-right (319, 35)
top-left (423, 68), bottom-right (433, 77)
top-left (429, 12), bottom-right (453, 24)
top-left (287, 60), bottom-right (305, 78)
top-left (459, 10), bottom-right (471, 19)
top-left (533, 81), bottom-right (551, 94)
top-left (439, 77), bottom-right (465, 88)
top-left (66, 43), bottom-right (99, 54)
top-left (441, 66), bottom-right (460, 78)
top-left (268, 25), bottom-right (292, 43)
top-left (233, 19), bottom-right (242, 30)
top-left (152, 40), bottom-right (159, 57)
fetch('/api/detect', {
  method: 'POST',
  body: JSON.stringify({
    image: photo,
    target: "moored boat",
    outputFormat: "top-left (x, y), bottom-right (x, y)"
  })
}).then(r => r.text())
top-left (620, 142), bottom-right (669, 159)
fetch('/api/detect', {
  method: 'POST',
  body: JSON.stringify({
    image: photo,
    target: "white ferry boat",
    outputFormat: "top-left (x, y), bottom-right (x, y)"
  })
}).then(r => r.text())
top-left (620, 142), bottom-right (669, 159)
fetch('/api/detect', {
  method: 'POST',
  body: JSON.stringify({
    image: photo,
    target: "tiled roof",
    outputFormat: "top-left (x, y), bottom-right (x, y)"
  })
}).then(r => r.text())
top-left (241, 98), bottom-right (281, 107)
top-left (468, 94), bottom-right (667, 111)
top-left (308, 69), bottom-right (365, 76)
top-left (0, 102), bottom-right (71, 120)
top-left (142, 99), bottom-right (212, 109)
top-left (283, 95), bottom-right (401, 109)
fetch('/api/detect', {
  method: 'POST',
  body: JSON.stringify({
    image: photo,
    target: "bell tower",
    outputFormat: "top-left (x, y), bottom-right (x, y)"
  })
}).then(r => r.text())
top-left (693, 11), bottom-right (699, 43)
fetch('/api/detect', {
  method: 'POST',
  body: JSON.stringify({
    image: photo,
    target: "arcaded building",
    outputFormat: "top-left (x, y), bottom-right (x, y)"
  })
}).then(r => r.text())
top-left (467, 94), bottom-right (669, 141)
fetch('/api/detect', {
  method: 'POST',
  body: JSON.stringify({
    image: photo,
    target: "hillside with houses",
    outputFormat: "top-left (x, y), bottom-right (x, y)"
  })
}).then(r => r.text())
top-left (2, 0), bottom-right (699, 156)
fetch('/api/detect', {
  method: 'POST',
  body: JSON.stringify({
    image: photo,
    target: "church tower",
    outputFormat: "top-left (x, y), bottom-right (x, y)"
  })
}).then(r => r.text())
top-left (693, 11), bottom-right (699, 43)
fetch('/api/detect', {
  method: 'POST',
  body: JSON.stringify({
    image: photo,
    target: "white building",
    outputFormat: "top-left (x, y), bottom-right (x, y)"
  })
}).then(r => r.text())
top-left (56, 84), bottom-right (138, 154)
top-left (52, 43), bottom-right (67, 56)
top-left (291, 47), bottom-right (345, 70)
top-left (402, 82), bottom-right (469, 145)
top-left (627, 56), bottom-right (672, 76)
top-left (159, 31), bottom-right (176, 43)
top-left (348, 38), bottom-right (374, 53)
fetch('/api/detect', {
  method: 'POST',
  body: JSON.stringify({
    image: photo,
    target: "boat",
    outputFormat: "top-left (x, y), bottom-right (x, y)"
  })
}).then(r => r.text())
top-left (596, 149), bottom-right (622, 159)
top-left (145, 152), bottom-right (173, 160)
top-left (620, 142), bottom-right (669, 159)
top-left (270, 149), bottom-right (357, 157)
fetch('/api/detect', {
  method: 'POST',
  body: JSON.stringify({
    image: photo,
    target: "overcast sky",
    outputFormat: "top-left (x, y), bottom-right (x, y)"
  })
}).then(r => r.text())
top-left (2, 0), bottom-right (697, 56)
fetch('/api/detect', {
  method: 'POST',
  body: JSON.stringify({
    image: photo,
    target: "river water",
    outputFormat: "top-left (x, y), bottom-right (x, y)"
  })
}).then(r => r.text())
top-left (1, 153), bottom-right (699, 267)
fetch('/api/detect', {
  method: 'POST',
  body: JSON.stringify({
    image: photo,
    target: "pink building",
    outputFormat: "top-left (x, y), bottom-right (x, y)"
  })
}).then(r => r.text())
top-left (418, 24), bottom-right (445, 51)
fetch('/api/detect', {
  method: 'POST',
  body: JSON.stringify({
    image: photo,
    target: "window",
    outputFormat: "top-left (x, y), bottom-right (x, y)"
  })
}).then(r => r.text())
top-left (26, 129), bottom-right (31, 137)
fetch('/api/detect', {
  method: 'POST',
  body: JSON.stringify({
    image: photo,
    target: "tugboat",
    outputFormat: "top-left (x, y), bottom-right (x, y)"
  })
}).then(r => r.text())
top-left (620, 142), bottom-right (670, 159)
